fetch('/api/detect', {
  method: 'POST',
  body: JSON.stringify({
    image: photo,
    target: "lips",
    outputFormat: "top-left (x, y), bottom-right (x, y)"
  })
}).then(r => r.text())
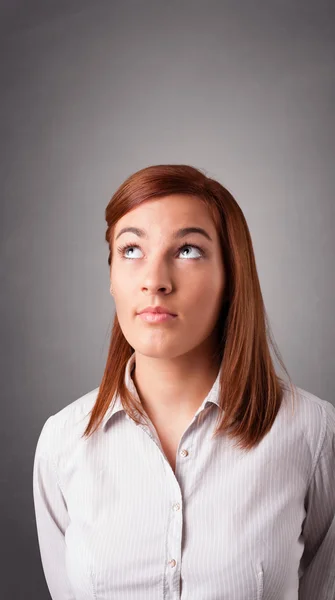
top-left (138, 311), bottom-right (177, 323)
top-left (138, 306), bottom-right (176, 316)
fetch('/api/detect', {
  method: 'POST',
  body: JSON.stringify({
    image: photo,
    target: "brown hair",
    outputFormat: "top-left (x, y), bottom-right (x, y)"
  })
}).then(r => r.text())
top-left (82, 164), bottom-right (296, 452)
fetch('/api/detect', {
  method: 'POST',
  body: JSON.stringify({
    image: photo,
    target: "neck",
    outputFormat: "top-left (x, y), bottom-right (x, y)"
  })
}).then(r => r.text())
top-left (131, 341), bottom-right (221, 425)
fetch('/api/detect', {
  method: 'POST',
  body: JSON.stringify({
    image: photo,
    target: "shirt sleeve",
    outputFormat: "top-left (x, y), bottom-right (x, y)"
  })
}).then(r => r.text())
top-left (33, 416), bottom-right (76, 600)
top-left (298, 400), bottom-right (335, 599)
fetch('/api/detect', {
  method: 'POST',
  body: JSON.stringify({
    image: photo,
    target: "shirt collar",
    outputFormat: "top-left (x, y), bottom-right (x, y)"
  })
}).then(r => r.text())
top-left (101, 352), bottom-right (222, 430)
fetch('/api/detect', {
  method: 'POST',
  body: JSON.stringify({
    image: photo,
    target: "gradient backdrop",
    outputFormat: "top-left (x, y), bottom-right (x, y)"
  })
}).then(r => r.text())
top-left (1, 1), bottom-right (334, 598)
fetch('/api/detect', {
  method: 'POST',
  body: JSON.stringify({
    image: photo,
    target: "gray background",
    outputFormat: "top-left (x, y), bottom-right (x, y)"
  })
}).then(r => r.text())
top-left (1, 1), bottom-right (334, 597)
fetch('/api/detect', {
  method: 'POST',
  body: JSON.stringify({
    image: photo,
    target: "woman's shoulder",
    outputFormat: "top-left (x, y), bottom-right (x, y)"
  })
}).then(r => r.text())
top-left (279, 381), bottom-right (335, 461)
top-left (34, 387), bottom-right (100, 459)
top-left (281, 381), bottom-right (334, 421)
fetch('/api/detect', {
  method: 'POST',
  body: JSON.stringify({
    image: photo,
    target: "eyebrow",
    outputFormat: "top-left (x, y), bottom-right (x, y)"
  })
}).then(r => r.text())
top-left (115, 226), bottom-right (213, 242)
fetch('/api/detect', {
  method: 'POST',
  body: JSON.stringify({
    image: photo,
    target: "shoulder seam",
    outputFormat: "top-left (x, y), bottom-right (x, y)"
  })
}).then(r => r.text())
top-left (305, 402), bottom-right (328, 490)
top-left (36, 415), bottom-right (68, 500)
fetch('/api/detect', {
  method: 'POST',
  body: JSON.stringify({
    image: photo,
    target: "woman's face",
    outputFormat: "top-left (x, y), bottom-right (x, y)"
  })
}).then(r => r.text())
top-left (110, 194), bottom-right (226, 360)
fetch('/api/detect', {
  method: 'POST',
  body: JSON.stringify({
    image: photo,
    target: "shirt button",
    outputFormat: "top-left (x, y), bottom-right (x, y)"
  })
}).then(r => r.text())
top-left (173, 502), bottom-right (180, 511)
top-left (180, 449), bottom-right (188, 457)
top-left (168, 559), bottom-right (176, 567)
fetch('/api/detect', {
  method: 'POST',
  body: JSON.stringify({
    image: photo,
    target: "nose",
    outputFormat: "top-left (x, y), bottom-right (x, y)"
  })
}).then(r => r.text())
top-left (140, 261), bottom-right (173, 296)
top-left (141, 282), bottom-right (173, 295)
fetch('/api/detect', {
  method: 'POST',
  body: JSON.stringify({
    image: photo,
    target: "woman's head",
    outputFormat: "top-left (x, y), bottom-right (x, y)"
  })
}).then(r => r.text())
top-left (83, 164), bottom-right (295, 451)
top-left (105, 163), bottom-right (247, 366)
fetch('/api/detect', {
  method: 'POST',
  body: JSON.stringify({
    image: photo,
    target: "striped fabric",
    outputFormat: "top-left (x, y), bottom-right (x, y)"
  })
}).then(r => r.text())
top-left (33, 351), bottom-right (335, 599)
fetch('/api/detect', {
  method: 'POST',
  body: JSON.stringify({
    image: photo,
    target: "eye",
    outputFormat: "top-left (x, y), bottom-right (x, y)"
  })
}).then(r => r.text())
top-left (116, 242), bottom-right (205, 260)
top-left (178, 244), bottom-right (204, 259)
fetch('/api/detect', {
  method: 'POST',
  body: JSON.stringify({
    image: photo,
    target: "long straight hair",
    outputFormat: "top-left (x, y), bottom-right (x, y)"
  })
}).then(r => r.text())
top-left (82, 164), bottom-right (296, 452)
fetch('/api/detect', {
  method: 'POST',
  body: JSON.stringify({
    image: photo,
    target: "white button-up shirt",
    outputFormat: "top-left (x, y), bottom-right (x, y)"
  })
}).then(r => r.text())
top-left (33, 352), bottom-right (335, 599)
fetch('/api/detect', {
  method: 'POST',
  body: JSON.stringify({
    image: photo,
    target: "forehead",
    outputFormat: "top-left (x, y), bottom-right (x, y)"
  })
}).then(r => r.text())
top-left (115, 194), bottom-right (214, 231)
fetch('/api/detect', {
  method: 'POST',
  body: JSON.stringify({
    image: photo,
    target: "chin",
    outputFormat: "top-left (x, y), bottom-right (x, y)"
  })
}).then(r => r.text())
top-left (132, 341), bottom-right (193, 361)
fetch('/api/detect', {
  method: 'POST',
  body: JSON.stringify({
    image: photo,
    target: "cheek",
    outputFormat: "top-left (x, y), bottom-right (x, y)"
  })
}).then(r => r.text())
top-left (113, 295), bottom-right (133, 322)
top-left (188, 283), bottom-right (225, 325)
top-left (186, 278), bottom-right (224, 307)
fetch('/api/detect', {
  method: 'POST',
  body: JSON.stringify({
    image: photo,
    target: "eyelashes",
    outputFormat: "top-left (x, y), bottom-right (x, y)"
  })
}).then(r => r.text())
top-left (116, 241), bottom-right (206, 260)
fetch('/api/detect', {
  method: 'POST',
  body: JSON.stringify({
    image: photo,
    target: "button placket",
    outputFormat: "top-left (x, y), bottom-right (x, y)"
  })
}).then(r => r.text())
top-left (165, 432), bottom-right (194, 596)
top-left (165, 489), bottom-right (183, 596)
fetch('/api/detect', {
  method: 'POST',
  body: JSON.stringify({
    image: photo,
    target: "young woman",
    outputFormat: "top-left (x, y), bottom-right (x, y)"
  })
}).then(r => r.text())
top-left (33, 164), bottom-right (335, 599)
